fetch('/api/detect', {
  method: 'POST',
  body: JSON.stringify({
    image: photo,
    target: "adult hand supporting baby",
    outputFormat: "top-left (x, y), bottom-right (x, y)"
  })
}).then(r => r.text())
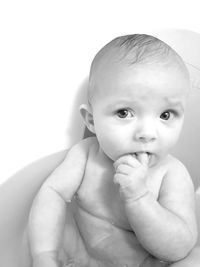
top-left (113, 153), bottom-right (149, 203)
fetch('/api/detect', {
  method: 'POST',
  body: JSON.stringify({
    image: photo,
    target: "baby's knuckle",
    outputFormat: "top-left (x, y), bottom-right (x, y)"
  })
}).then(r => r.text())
top-left (117, 165), bottom-right (125, 172)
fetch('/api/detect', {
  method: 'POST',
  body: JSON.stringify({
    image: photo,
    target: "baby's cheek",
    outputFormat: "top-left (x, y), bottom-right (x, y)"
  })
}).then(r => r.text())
top-left (98, 137), bottom-right (120, 160)
top-left (163, 127), bottom-right (182, 150)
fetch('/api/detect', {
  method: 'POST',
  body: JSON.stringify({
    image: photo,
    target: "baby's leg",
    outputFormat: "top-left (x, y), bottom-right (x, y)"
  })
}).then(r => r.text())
top-left (169, 247), bottom-right (200, 267)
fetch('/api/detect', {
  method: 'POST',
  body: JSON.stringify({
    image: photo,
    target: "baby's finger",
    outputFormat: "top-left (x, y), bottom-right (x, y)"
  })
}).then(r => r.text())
top-left (115, 164), bottom-right (133, 175)
top-left (113, 173), bottom-right (127, 185)
top-left (136, 153), bottom-right (149, 166)
top-left (114, 154), bottom-right (140, 170)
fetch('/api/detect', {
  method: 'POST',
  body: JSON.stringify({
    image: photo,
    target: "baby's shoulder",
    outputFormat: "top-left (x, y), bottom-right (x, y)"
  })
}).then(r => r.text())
top-left (164, 154), bottom-right (188, 173)
top-left (78, 136), bottom-right (99, 150)
top-left (158, 155), bottom-right (195, 202)
top-left (69, 136), bottom-right (99, 156)
top-left (162, 154), bottom-right (192, 184)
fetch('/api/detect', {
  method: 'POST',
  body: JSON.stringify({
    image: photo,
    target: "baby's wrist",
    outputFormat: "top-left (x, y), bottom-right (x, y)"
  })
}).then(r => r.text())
top-left (120, 184), bottom-right (149, 202)
top-left (124, 188), bottom-right (150, 205)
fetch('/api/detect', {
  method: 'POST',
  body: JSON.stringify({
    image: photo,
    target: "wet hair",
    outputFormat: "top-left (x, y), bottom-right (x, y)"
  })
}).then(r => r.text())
top-left (88, 34), bottom-right (189, 102)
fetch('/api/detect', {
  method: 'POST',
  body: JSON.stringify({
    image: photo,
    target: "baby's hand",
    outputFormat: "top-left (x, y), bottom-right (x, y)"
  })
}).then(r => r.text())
top-left (113, 153), bottom-right (149, 203)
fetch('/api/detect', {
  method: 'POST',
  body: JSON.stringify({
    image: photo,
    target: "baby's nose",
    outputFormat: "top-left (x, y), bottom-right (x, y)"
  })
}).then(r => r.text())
top-left (135, 120), bottom-right (157, 143)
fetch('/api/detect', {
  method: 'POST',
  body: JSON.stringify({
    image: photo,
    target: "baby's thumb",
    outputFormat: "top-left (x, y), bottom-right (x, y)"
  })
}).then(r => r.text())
top-left (136, 152), bottom-right (149, 166)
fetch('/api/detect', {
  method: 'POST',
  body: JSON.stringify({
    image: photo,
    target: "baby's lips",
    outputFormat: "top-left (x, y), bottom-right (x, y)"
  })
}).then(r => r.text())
top-left (135, 152), bottom-right (149, 166)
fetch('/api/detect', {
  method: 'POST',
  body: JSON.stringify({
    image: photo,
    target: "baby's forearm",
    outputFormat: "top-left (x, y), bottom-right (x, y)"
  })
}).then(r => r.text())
top-left (125, 192), bottom-right (196, 262)
top-left (28, 184), bottom-right (67, 261)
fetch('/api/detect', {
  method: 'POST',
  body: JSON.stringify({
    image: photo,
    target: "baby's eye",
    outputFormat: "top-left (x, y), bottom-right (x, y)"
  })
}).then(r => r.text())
top-left (160, 111), bottom-right (172, 120)
top-left (116, 109), bottom-right (134, 119)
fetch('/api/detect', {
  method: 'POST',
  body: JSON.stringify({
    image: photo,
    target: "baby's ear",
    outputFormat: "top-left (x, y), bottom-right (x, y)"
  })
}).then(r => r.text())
top-left (79, 104), bottom-right (95, 134)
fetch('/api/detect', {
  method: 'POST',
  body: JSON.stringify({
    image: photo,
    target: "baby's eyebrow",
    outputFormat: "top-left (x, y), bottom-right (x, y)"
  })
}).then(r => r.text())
top-left (104, 101), bottom-right (133, 113)
top-left (164, 98), bottom-right (184, 110)
top-left (106, 100), bottom-right (132, 108)
top-left (108, 98), bottom-right (138, 106)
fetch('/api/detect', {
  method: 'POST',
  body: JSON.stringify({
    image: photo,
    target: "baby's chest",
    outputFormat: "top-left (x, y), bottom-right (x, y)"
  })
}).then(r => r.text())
top-left (75, 156), bottom-right (165, 228)
top-left (75, 160), bottom-right (130, 227)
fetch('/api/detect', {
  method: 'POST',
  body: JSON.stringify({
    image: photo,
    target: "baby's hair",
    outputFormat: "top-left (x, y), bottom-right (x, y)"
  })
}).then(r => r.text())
top-left (88, 34), bottom-right (189, 102)
top-left (114, 34), bottom-right (176, 64)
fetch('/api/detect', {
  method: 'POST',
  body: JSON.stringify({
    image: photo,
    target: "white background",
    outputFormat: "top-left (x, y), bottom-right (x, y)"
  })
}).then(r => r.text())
top-left (0, 0), bottom-right (200, 183)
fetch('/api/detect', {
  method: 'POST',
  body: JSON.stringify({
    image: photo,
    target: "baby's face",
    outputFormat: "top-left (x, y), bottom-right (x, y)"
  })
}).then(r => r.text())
top-left (91, 61), bottom-right (190, 166)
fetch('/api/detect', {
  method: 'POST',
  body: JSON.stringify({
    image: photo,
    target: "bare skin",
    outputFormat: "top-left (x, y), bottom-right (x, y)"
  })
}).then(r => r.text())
top-left (29, 137), bottom-right (197, 267)
top-left (29, 52), bottom-right (198, 267)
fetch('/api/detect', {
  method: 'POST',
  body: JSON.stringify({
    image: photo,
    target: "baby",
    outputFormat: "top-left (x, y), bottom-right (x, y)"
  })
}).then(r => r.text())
top-left (28, 34), bottom-right (200, 267)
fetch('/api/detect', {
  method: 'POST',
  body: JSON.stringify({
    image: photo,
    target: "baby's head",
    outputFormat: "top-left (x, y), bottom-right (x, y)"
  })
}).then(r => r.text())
top-left (80, 34), bottom-right (191, 165)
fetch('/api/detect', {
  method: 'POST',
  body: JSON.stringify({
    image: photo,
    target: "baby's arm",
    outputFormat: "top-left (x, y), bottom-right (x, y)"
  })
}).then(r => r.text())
top-left (114, 155), bottom-right (198, 263)
top-left (28, 138), bottom-right (91, 267)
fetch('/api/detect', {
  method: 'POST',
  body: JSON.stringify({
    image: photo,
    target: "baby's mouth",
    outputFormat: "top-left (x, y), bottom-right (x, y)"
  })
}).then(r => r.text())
top-left (134, 152), bottom-right (151, 157)
top-left (134, 152), bottom-right (152, 165)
